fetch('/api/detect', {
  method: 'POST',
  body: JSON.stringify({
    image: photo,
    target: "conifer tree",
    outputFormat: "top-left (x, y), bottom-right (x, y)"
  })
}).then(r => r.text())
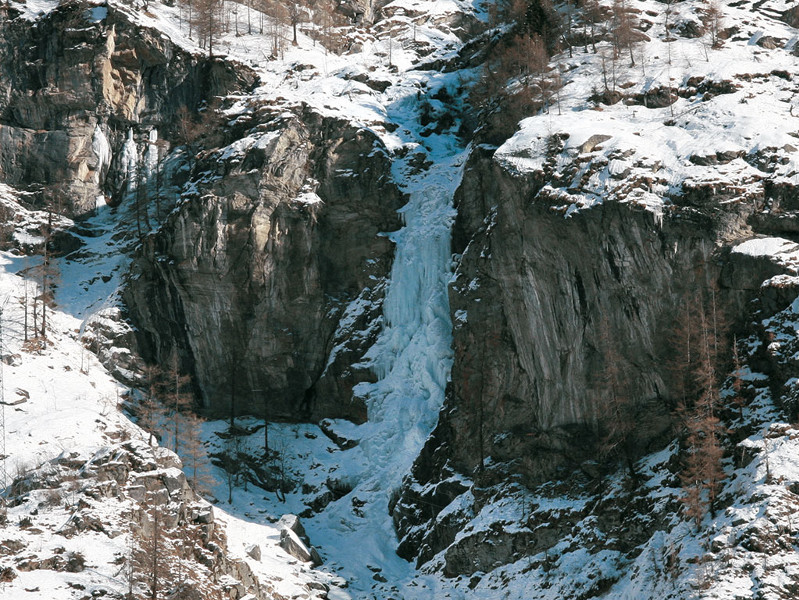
top-left (674, 293), bottom-right (728, 527)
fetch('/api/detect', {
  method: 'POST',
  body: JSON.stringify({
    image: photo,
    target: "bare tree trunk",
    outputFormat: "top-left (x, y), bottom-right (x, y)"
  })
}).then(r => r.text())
top-left (40, 243), bottom-right (48, 338)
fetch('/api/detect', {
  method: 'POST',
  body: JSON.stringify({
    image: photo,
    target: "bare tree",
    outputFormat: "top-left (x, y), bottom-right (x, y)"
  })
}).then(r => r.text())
top-left (30, 213), bottom-right (60, 340)
top-left (703, 0), bottom-right (724, 50)
top-left (223, 433), bottom-right (242, 504)
top-left (192, 0), bottom-right (224, 56)
top-left (164, 350), bottom-right (193, 455)
top-left (581, 0), bottom-right (602, 53)
top-left (262, 0), bottom-right (289, 56)
top-left (611, 0), bottom-right (639, 67)
top-left (17, 279), bottom-right (29, 343)
top-left (596, 318), bottom-right (638, 479)
top-left (139, 364), bottom-right (165, 446)
top-left (182, 413), bottom-right (214, 497)
top-left (730, 337), bottom-right (746, 421)
top-left (287, 1), bottom-right (305, 45)
top-left (675, 296), bottom-right (728, 527)
top-left (130, 499), bottom-right (176, 600)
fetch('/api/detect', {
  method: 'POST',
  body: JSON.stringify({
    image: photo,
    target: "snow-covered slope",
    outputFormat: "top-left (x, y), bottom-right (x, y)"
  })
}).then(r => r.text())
top-left (0, 0), bottom-right (476, 597)
top-left (497, 0), bottom-right (799, 218)
top-left (0, 187), bottom-right (345, 599)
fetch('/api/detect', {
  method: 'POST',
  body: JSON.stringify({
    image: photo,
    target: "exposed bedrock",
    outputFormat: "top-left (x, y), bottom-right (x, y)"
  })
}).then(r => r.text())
top-left (124, 107), bottom-right (404, 422)
top-left (0, 0), bottom-right (254, 216)
top-left (393, 145), bottom-right (795, 568)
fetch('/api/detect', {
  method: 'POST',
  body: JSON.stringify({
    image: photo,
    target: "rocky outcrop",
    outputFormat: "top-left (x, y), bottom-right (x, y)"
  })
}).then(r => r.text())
top-left (6, 438), bottom-right (271, 599)
top-left (278, 514), bottom-right (323, 566)
top-left (393, 144), bottom-right (797, 568)
top-left (0, 0), bottom-right (255, 216)
top-left (124, 105), bottom-right (404, 421)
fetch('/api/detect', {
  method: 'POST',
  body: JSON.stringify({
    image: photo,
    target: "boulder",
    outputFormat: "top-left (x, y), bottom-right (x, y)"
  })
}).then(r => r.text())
top-left (279, 528), bottom-right (322, 567)
top-left (579, 134), bottom-right (612, 153)
top-left (278, 514), bottom-right (308, 543)
top-left (245, 544), bottom-right (261, 561)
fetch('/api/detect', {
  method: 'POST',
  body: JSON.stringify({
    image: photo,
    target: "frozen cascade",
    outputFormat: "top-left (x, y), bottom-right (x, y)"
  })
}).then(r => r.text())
top-left (307, 139), bottom-right (467, 594)
top-left (91, 125), bottom-right (112, 185)
top-left (92, 125), bottom-right (113, 209)
top-left (121, 129), bottom-right (138, 195)
top-left (144, 129), bottom-right (159, 183)
top-left (355, 151), bottom-right (464, 485)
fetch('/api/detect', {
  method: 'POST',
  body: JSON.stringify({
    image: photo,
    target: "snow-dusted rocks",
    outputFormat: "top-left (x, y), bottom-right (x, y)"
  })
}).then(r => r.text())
top-left (0, 0), bottom-right (254, 216)
top-left (246, 543), bottom-right (262, 561)
top-left (278, 514), bottom-right (323, 566)
top-left (279, 528), bottom-right (323, 567)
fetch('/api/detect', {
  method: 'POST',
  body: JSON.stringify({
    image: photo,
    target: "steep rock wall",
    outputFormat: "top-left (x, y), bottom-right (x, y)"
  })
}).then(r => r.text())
top-left (0, 0), bottom-right (254, 216)
top-left (446, 153), bottom-right (719, 478)
top-left (124, 107), bottom-right (404, 421)
top-left (392, 145), bottom-right (787, 568)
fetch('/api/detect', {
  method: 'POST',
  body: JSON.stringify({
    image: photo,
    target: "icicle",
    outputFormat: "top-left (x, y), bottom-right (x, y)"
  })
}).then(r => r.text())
top-left (91, 125), bottom-right (112, 185)
top-left (144, 129), bottom-right (159, 182)
top-left (121, 129), bottom-right (138, 196)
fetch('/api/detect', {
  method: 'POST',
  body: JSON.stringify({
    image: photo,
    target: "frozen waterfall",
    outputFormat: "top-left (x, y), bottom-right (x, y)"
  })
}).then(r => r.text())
top-left (355, 148), bottom-right (464, 487)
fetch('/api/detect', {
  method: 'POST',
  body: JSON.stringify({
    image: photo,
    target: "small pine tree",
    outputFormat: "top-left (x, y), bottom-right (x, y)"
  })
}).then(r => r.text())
top-left (182, 413), bottom-right (214, 497)
top-left (676, 296), bottom-right (728, 527)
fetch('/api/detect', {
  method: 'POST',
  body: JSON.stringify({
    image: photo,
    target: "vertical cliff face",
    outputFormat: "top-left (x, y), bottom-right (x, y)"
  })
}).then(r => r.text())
top-left (392, 144), bottom-right (791, 566)
top-left (446, 152), bottom-right (723, 479)
top-left (123, 107), bottom-right (404, 421)
top-left (0, 0), bottom-right (254, 216)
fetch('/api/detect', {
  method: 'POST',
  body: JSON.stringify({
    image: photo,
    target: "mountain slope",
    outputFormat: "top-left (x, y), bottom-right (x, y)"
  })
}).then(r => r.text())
top-left (3, 0), bottom-right (799, 598)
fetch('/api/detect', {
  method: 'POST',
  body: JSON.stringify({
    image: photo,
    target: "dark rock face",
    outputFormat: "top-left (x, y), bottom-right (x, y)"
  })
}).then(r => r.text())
top-left (124, 108), bottom-right (404, 421)
top-left (394, 146), bottom-right (789, 569)
top-left (0, 0), bottom-right (254, 216)
top-left (446, 151), bottom-right (749, 482)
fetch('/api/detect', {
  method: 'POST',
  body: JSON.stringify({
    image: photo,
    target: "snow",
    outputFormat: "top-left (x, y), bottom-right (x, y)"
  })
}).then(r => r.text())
top-left (734, 237), bottom-right (799, 258)
top-left (0, 184), bottom-right (336, 598)
top-left (0, 0), bottom-right (476, 594)
top-left (495, 0), bottom-right (799, 217)
top-left (733, 237), bottom-right (799, 272)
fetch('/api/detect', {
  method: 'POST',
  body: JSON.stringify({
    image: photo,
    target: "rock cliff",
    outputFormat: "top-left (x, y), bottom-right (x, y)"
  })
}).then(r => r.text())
top-left (123, 104), bottom-right (404, 421)
top-left (0, 0), bottom-right (254, 216)
top-left (393, 140), bottom-right (799, 569)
